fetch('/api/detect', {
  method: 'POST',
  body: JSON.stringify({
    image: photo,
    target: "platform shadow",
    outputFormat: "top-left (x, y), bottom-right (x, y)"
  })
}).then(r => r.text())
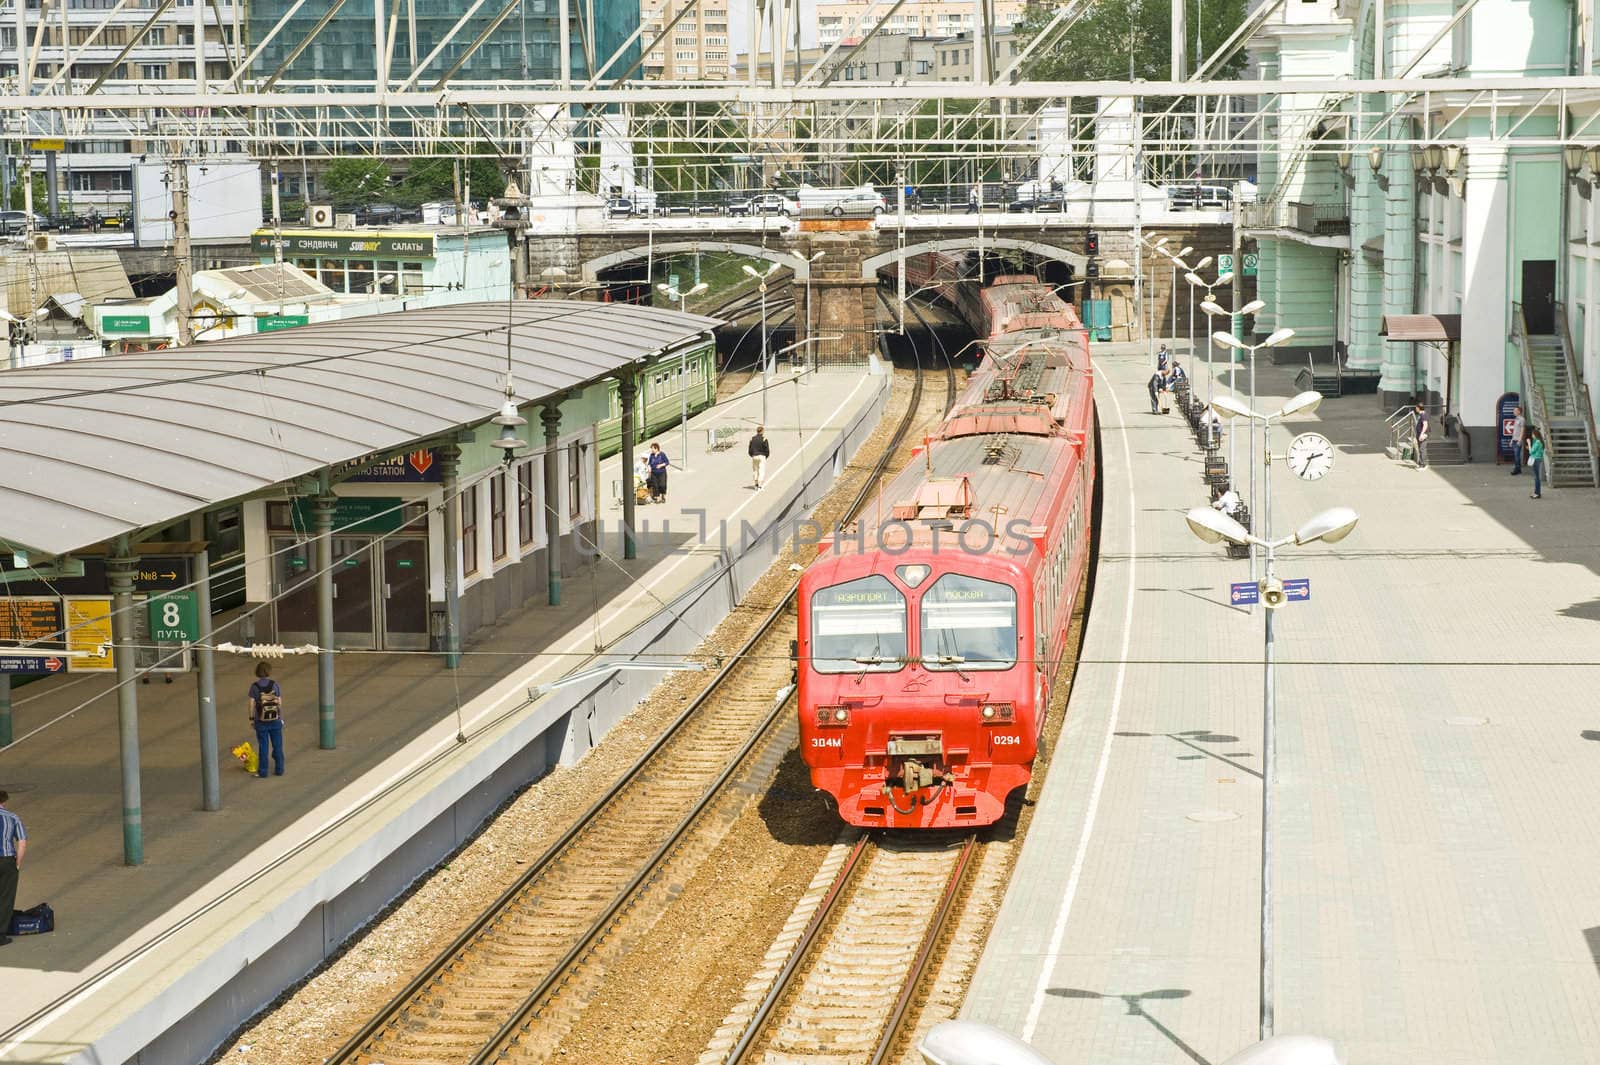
top-left (1048, 987), bottom-right (1211, 1065)
top-left (1114, 729), bottom-right (1260, 778)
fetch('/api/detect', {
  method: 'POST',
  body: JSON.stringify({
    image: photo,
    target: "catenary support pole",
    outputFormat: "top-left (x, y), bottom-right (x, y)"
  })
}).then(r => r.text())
top-left (440, 443), bottom-right (462, 668)
top-left (1259, 412), bottom-right (1277, 1041)
top-left (173, 156), bottom-right (195, 346)
top-left (194, 548), bottom-right (220, 811)
top-left (619, 370), bottom-right (638, 560)
top-left (109, 539), bottom-right (143, 865)
top-left (542, 403), bottom-right (563, 606)
top-left (314, 474), bottom-right (336, 748)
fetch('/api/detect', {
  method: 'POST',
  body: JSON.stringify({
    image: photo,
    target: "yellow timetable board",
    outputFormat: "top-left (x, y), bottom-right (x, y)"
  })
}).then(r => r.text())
top-left (65, 597), bottom-right (115, 671)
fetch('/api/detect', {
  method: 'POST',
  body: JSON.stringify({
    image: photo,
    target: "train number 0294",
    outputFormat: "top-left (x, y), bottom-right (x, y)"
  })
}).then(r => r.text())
top-left (992, 735), bottom-right (1021, 746)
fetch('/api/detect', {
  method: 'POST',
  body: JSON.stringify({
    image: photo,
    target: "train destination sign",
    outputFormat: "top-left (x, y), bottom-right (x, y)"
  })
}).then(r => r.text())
top-left (0, 598), bottom-right (65, 646)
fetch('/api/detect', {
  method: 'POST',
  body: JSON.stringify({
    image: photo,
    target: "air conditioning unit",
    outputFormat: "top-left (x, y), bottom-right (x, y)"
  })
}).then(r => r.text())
top-left (334, 212), bottom-right (356, 231)
top-left (307, 203), bottom-right (334, 227)
top-left (31, 232), bottom-right (55, 252)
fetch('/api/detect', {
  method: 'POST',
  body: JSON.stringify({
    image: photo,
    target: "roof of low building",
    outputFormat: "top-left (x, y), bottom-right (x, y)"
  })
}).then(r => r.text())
top-left (0, 299), bottom-right (719, 557)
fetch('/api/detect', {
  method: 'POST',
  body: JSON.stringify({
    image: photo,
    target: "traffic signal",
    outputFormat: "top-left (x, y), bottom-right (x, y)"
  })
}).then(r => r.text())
top-left (1086, 232), bottom-right (1099, 256)
top-left (1085, 260), bottom-right (1100, 280)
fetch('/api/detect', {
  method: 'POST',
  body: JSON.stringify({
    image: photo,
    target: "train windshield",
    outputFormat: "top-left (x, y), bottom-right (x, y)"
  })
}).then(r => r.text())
top-left (919, 574), bottom-right (1018, 671)
top-left (810, 575), bottom-right (907, 673)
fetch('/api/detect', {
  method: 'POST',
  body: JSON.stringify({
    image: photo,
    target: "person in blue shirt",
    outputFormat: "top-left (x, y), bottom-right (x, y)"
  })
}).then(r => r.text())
top-left (647, 441), bottom-right (670, 503)
top-left (248, 662), bottom-right (285, 778)
top-left (0, 790), bottom-right (25, 946)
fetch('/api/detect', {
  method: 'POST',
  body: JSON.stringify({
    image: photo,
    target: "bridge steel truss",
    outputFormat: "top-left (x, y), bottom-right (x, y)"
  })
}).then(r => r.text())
top-left (5, 81), bottom-right (1600, 170)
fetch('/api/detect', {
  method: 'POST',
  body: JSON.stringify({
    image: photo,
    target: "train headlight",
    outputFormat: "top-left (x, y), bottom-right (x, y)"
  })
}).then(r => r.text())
top-left (980, 702), bottom-right (1014, 723)
top-left (895, 564), bottom-right (931, 588)
top-left (817, 705), bottom-right (850, 726)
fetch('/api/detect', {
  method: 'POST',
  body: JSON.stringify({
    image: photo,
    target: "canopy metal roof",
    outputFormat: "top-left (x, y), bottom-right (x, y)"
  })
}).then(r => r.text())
top-left (0, 300), bottom-right (719, 557)
top-left (1380, 313), bottom-right (1461, 342)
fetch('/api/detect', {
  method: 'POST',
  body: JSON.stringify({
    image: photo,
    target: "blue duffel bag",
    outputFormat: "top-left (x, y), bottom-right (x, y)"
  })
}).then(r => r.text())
top-left (9, 903), bottom-right (53, 935)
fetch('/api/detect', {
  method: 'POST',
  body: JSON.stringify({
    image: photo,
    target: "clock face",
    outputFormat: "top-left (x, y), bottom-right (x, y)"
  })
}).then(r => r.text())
top-left (1287, 433), bottom-right (1334, 480)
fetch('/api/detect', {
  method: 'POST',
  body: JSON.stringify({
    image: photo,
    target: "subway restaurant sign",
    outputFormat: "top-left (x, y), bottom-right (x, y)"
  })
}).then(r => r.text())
top-left (101, 313), bottom-right (152, 335)
top-left (250, 230), bottom-right (436, 258)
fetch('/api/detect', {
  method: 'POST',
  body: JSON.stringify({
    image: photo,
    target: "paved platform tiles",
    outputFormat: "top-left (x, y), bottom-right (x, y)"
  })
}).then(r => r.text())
top-left (0, 365), bottom-right (886, 1063)
top-left (963, 344), bottom-right (1600, 1065)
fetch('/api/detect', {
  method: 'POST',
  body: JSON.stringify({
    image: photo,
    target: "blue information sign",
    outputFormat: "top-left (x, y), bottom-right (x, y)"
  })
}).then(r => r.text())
top-left (1283, 578), bottom-right (1310, 602)
top-left (1496, 392), bottom-right (1521, 461)
top-left (0, 654), bottom-right (66, 674)
top-left (1229, 581), bottom-right (1259, 605)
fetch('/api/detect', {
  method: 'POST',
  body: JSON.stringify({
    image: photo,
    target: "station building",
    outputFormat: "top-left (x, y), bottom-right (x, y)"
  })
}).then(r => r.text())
top-left (1247, 0), bottom-right (1597, 483)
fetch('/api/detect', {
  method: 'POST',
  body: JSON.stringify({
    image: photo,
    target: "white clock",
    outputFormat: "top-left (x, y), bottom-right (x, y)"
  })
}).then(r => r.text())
top-left (1286, 432), bottom-right (1335, 480)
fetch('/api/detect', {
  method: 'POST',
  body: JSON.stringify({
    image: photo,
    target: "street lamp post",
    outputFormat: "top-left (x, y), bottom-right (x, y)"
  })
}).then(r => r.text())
top-left (1183, 255), bottom-right (1212, 368)
top-left (1183, 394), bottom-right (1356, 1043)
top-left (1210, 327), bottom-right (1297, 588)
top-left (657, 280), bottom-right (709, 472)
top-left (743, 262), bottom-right (781, 426)
top-left (1199, 294), bottom-right (1265, 470)
top-left (803, 249), bottom-right (824, 353)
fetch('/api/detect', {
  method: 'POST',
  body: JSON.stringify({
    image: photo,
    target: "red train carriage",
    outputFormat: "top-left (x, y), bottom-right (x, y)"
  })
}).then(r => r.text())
top-left (796, 277), bottom-right (1095, 828)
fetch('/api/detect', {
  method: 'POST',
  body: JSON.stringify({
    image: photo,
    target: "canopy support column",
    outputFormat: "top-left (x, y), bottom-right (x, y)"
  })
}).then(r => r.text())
top-left (194, 548), bottom-right (220, 810)
top-left (542, 403), bottom-right (563, 605)
top-left (314, 474), bottom-right (337, 748)
top-left (109, 538), bottom-right (143, 865)
top-left (0, 675), bottom-right (10, 747)
top-left (618, 371), bottom-right (638, 560)
top-left (440, 443), bottom-right (462, 669)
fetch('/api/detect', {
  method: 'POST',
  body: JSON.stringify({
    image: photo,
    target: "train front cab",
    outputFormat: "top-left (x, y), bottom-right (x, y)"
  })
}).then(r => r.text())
top-left (798, 552), bottom-right (1041, 829)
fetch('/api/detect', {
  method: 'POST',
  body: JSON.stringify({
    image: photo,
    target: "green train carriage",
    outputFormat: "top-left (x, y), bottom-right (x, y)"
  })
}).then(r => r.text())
top-left (595, 341), bottom-right (717, 458)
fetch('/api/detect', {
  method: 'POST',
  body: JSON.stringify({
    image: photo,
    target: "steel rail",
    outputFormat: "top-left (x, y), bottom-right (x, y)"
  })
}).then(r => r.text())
top-left (720, 833), bottom-right (875, 1065)
top-left (870, 834), bottom-right (981, 1065)
top-left (331, 345), bottom-right (930, 1065)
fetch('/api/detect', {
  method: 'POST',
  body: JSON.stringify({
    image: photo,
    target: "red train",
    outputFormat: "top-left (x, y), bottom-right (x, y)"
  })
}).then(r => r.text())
top-left (796, 273), bottom-right (1096, 828)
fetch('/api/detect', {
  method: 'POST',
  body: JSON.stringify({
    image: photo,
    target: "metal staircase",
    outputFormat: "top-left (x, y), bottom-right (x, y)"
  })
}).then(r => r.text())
top-left (1513, 302), bottom-right (1598, 487)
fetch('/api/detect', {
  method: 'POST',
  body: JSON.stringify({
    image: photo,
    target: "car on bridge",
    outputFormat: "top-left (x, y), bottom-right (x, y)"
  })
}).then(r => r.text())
top-left (1165, 184), bottom-right (1232, 209)
top-left (728, 193), bottom-right (798, 217)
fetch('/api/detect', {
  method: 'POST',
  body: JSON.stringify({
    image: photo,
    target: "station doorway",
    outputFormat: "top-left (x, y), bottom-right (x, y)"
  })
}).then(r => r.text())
top-left (269, 499), bottom-right (431, 651)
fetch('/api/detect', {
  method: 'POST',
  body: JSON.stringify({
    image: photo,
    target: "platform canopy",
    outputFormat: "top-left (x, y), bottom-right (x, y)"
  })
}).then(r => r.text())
top-left (0, 300), bottom-right (720, 557)
top-left (1379, 313), bottom-right (1461, 342)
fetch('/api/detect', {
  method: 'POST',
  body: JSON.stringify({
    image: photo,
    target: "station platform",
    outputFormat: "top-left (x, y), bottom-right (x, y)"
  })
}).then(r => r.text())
top-left (963, 345), bottom-right (1600, 1064)
top-left (0, 365), bottom-right (888, 1065)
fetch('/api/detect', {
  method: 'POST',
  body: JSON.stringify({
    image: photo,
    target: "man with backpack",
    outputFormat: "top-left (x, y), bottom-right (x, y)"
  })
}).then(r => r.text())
top-left (248, 662), bottom-right (285, 778)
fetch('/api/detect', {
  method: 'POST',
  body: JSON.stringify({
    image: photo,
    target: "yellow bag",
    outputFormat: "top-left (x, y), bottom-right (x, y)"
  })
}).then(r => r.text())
top-left (232, 741), bottom-right (259, 774)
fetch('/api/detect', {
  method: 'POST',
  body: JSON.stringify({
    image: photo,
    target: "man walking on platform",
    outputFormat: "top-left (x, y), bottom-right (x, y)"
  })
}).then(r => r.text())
top-left (749, 425), bottom-right (772, 488)
top-left (1510, 405), bottom-right (1525, 474)
top-left (0, 790), bottom-right (26, 946)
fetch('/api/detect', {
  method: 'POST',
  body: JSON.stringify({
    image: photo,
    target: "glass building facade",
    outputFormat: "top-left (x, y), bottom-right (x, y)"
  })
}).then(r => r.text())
top-left (248, 0), bottom-right (638, 85)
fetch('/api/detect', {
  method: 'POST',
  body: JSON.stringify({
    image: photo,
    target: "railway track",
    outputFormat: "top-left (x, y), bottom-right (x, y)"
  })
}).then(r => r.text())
top-left (329, 353), bottom-right (947, 1065)
top-left (720, 832), bottom-right (980, 1065)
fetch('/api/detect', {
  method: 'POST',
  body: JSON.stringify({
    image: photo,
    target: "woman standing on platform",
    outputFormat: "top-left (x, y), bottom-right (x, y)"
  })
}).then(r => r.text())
top-left (1528, 428), bottom-right (1546, 499)
top-left (647, 441), bottom-right (670, 504)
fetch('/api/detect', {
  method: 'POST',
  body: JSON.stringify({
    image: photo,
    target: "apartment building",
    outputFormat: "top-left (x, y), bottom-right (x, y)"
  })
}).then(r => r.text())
top-left (641, 0), bottom-right (731, 80)
top-left (0, 0), bottom-right (240, 215)
top-left (815, 0), bottom-right (1024, 49)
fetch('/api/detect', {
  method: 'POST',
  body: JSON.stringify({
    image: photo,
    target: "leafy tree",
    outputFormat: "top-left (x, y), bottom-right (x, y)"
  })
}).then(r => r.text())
top-left (399, 148), bottom-right (504, 206)
top-left (1015, 0), bottom-right (1248, 83)
top-left (2, 172), bottom-right (49, 213)
top-left (321, 158), bottom-right (391, 206)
